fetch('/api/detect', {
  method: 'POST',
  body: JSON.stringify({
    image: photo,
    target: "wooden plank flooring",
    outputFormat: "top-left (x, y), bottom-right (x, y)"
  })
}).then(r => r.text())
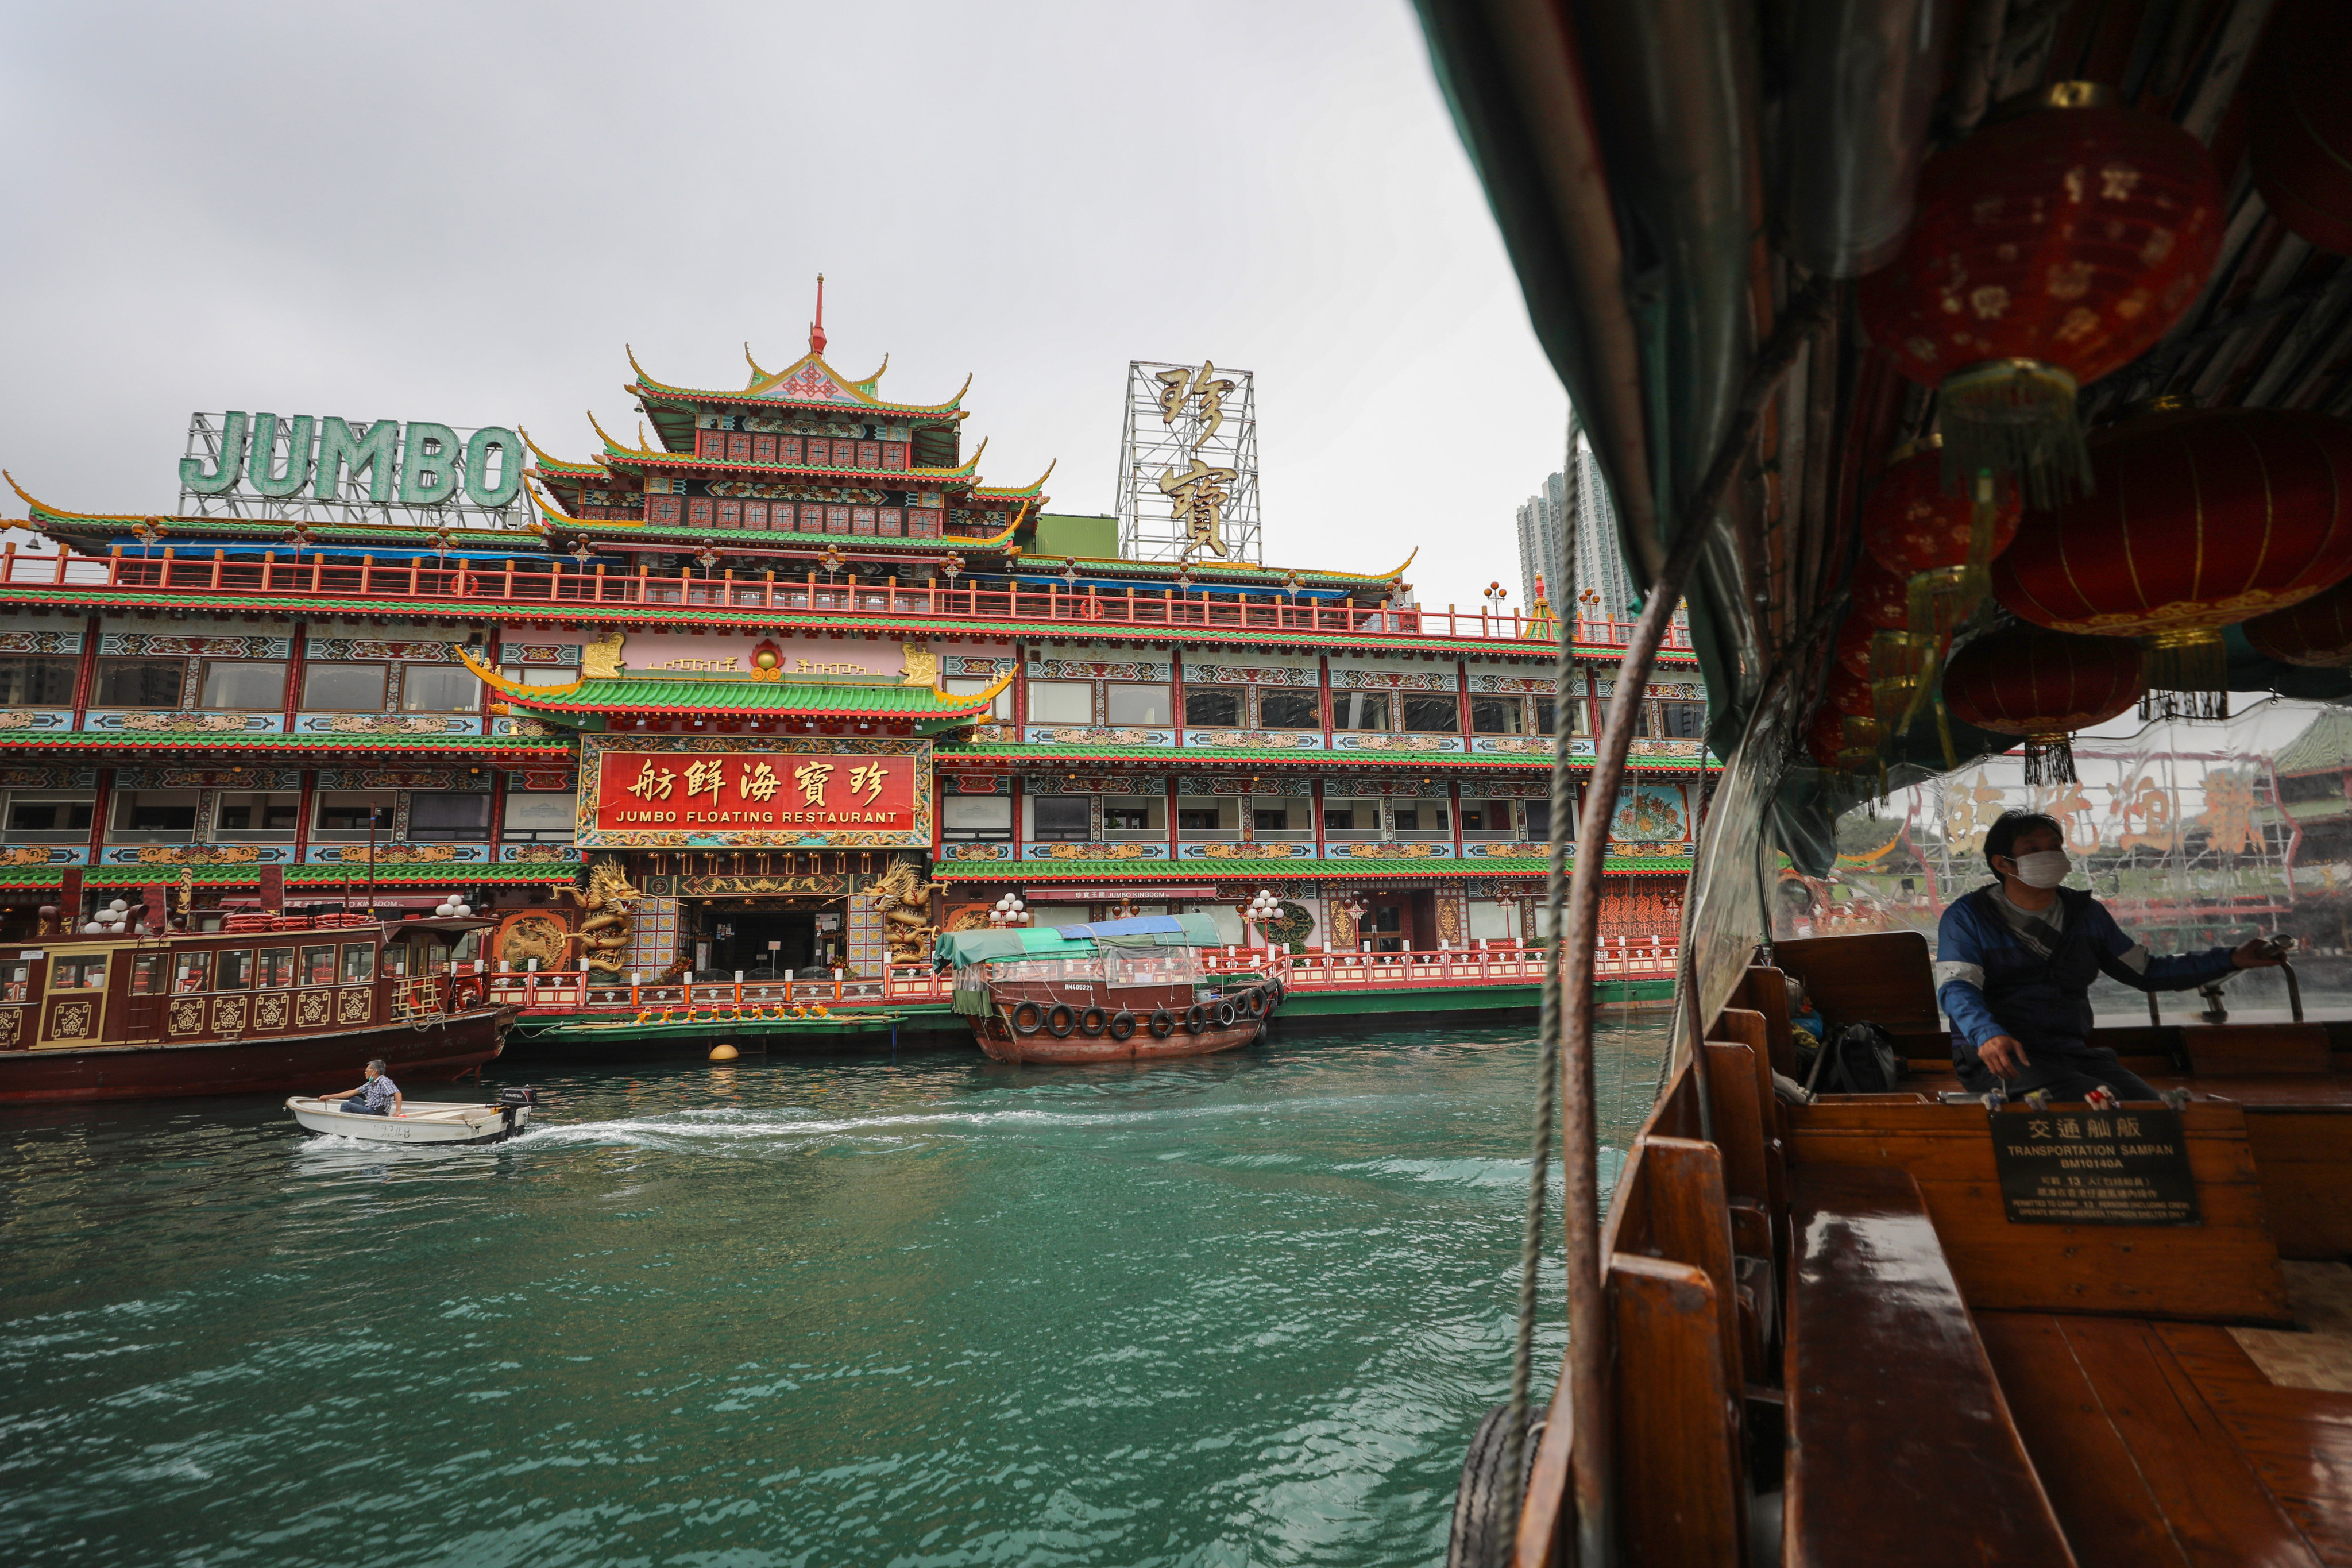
top-left (1979, 1309), bottom-right (2352, 1566)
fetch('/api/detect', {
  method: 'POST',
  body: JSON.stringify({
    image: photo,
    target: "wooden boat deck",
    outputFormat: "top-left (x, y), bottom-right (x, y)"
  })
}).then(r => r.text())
top-left (1510, 933), bottom-right (2352, 1568)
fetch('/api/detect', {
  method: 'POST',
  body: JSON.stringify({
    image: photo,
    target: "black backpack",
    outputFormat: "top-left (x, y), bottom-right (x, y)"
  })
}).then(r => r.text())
top-left (1803, 1021), bottom-right (1903, 1095)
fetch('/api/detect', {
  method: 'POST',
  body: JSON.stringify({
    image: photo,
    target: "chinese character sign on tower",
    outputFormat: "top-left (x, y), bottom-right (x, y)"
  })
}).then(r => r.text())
top-left (1115, 359), bottom-right (1260, 564)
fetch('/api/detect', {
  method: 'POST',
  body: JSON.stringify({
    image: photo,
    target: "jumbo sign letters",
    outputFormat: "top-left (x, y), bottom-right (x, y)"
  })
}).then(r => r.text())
top-left (179, 412), bottom-right (525, 509)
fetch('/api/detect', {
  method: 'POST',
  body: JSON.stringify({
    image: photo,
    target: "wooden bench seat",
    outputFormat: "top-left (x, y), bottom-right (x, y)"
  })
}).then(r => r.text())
top-left (1786, 1163), bottom-right (2073, 1567)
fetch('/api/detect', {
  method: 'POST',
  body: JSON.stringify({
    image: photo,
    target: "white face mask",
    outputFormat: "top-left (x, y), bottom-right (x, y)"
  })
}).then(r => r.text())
top-left (2007, 849), bottom-right (2071, 889)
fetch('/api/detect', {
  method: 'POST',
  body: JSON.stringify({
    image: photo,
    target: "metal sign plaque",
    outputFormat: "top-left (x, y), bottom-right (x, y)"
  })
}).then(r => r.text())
top-left (1990, 1107), bottom-right (2200, 1226)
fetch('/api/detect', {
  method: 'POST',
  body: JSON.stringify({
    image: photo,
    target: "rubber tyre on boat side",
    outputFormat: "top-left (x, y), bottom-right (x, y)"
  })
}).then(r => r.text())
top-left (1046, 1003), bottom-right (1077, 1038)
top-left (1447, 1404), bottom-right (1543, 1568)
top-left (1184, 1004), bottom-right (1208, 1034)
top-left (1214, 1001), bottom-right (1239, 1029)
top-left (1242, 987), bottom-right (1268, 1017)
top-left (1108, 1010), bottom-right (1136, 1041)
top-left (1011, 1001), bottom-right (1045, 1036)
top-left (1149, 1009), bottom-right (1176, 1038)
top-left (1264, 980), bottom-right (1285, 1013)
top-left (1079, 1006), bottom-right (1109, 1037)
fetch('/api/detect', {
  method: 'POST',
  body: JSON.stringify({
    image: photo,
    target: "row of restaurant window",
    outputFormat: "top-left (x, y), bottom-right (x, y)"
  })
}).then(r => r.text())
top-left (690, 431), bottom-right (911, 470)
top-left (29, 943), bottom-right (378, 997)
top-left (646, 497), bottom-right (945, 535)
top-left (2, 789), bottom-right (577, 844)
top-left (943, 677), bottom-right (1706, 738)
top-left (942, 794), bottom-right (1564, 842)
top-left (0, 657), bottom-right (570, 713)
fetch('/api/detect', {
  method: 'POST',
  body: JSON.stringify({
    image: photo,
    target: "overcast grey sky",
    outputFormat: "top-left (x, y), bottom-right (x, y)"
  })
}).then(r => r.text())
top-left (0, 2), bottom-right (1566, 615)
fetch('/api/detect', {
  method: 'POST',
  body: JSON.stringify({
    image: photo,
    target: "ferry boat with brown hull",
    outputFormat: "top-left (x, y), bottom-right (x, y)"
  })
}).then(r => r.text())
top-left (933, 914), bottom-right (1282, 1064)
top-left (0, 913), bottom-right (512, 1104)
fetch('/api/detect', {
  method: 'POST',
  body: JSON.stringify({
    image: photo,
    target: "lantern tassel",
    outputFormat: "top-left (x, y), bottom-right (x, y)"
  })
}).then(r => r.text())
top-left (1939, 359), bottom-right (2093, 510)
top-left (2023, 731), bottom-right (2077, 786)
top-left (1933, 693), bottom-right (1959, 771)
top-left (2137, 628), bottom-right (2230, 721)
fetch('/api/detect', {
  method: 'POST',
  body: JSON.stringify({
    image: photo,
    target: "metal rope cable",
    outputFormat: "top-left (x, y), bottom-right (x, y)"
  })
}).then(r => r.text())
top-left (1507, 438), bottom-right (1581, 1523)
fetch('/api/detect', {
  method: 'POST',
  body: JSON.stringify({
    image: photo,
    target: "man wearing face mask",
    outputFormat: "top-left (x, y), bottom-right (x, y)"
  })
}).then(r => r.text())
top-left (1936, 810), bottom-right (2287, 1101)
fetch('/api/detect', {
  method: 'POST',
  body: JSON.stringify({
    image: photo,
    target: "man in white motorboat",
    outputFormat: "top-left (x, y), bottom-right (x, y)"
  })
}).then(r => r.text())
top-left (320, 1059), bottom-right (403, 1118)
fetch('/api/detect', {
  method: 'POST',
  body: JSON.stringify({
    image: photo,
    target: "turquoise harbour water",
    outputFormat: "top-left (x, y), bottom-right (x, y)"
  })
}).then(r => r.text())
top-left (1, 1018), bottom-right (1667, 1567)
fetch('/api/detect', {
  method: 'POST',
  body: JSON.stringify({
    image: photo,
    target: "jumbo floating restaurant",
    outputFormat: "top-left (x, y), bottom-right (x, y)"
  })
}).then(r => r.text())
top-left (0, 300), bottom-right (1710, 1041)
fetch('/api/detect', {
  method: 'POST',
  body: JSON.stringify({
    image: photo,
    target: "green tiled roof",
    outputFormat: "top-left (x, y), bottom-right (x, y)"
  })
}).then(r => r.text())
top-left (2275, 709), bottom-right (2352, 778)
top-left (0, 863), bottom-right (578, 891)
top-left (932, 853), bottom-right (1690, 882)
top-left (510, 678), bottom-right (994, 719)
top-left (0, 732), bottom-right (574, 757)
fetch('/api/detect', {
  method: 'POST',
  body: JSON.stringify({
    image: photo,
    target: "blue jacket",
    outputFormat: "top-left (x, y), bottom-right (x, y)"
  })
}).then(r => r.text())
top-left (1934, 885), bottom-right (2235, 1062)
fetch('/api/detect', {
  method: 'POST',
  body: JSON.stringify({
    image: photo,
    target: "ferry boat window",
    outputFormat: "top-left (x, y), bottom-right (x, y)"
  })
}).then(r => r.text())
top-left (1524, 800), bottom-right (1553, 841)
top-left (1103, 797), bottom-right (1159, 833)
top-left (1031, 795), bottom-right (1090, 841)
top-left (1025, 679), bottom-right (1092, 724)
top-left (5, 795), bottom-right (94, 840)
top-left (1253, 805), bottom-right (1289, 831)
top-left (3, 959), bottom-right (28, 1001)
top-left (1403, 696), bottom-right (1460, 733)
top-left (1462, 799), bottom-right (1513, 835)
top-left (1324, 797), bottom-right (1382, 838)
top-left (173, 953), bottom-right (211, 992)
top-left (499, 663), bottom-right (580, 688)
top-left (301, 946), bottom-right (335, 987)
top-left (1177, 798), bottom-right (1227, 833)
top-left (341, 944), bottom-right (376, 983)
top-left (299, 663), bottom-right (388, 710)
top-left (401, 667), bottom-right (482, 713)
top-left (410, 793), bottom-right (492, 840)
top-left (1258, 689), bottom-right (1320, 728)
top-left (1534, 697), bottom-right (1590, 736)
top-left (1656, 700), bottom-right (1707, 739)
top-left (214, 793), bottom-right (299, 837)
top-left (313, 793), bottom-right (394, 836)
top-left (1472, 697), bottom-right (1525, 734)
top-left (94, 657), bottom-right (187, 708)
top-left (216, 950), bottom-right (254, 990)
top-left (0, 655), bottom-right (78, 706)
top-left (199, 660), bottom-right (288, 710)
top-left (1105, 682), bottom-right (1171, 725)
top-left (502, 791), bottom-right (576, 842)
top-left (942, 675), bottom-right (1014, 719)
top-left (1469, 899), bottom-right (1516, 941)
top-left (258, 948), bottom-right (295, 988)
top-left (1334, 692), bottom-right (1391, 731)
top-left (53, 956), bottom-right (106, 990)
top-left (111, 790), bottom-right (199, 841)
top-left (941, 795), bottom-right (1012, 841)
top-left (1183, 690), bottom-right (1241, 728)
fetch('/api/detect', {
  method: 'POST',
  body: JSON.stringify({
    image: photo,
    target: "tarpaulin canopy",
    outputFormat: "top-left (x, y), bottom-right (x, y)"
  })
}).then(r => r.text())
top-left (929, 913), bottom-right (1223, 970)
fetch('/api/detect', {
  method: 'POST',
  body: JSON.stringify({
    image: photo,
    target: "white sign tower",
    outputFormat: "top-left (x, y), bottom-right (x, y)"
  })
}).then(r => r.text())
top-left (1113, 360), bottom-right (1260, 564)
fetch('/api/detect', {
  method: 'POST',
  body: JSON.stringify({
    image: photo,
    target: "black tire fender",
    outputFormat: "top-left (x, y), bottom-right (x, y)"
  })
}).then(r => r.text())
top-left (1214, 1001), bottom-right (1238, 1029)
top-left (1108, 1010), bottom-right (1136, 1041)
top-left (1011, 1001), bottom-right (1045, 1036)
top-left (1184, 1004), bottom-right (1208, 1034)
top-left (1045, 1003), bottom-right (1077, 1038)
top-left (1149, 1009), bottom-right (1176, 1038)
top-left (1242, 986), bottom-right (1268, 1018)
top-left (1446, 1404), bottom-right (1542, 1568)
top-left (1078, 1005), bottom-right (1109, 1037)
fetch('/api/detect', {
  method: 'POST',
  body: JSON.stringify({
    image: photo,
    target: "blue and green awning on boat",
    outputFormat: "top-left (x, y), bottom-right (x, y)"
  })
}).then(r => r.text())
top-left (929, 913), bottom-right (1224, 970)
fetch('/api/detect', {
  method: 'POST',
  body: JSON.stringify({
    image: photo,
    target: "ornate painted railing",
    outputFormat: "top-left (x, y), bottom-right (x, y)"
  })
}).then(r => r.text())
top-left (0, 549), bottom-right (1694, 651)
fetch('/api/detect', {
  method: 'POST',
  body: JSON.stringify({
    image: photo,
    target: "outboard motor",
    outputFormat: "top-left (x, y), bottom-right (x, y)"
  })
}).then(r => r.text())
top-left (496, 1085), bottom-right (537, 1134)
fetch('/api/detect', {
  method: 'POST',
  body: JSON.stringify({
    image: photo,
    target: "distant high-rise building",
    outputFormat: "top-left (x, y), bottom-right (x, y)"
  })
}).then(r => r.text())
top-left (1517, 411), bottom-right (1686, 635)
top-left (1513, 468), bottom-right (1570, 613)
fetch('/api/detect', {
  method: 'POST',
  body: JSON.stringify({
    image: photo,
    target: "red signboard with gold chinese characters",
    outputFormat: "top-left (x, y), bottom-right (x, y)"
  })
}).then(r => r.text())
top-left (577, 736), bottom-right (932, 849)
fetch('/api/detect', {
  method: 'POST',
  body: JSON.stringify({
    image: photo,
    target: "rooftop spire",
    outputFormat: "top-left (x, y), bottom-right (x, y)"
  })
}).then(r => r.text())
top-left (809, 273), bottom-right (827, 356)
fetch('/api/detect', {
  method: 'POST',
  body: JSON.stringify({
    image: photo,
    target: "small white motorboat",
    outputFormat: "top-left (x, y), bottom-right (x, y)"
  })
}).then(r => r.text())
top-left (287, 1086), bottom-right (537, 1145)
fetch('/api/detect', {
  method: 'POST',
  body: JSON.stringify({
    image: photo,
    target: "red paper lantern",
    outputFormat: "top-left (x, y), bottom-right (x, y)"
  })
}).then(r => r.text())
top-left (1993, 405), bottom-right (2352, 715)
top-left (1833, 617), bottom-right (1875, 680)
top-left (1860, 85), bottom-right (2224, 505)
top-left (1861, 437), bottom-right (2023, 634)
top-left (2250, 0), bottom-right (2352, 256)
top-left (1805, 706), bottom-right (1879, 773)
top-left (2243, 576), bottom-right (2352, 667)
top-left (1943, 624), bottom-right (2144, 783)
top-left (1849, 553), bottom-right (1913, 630)
top-left (1828, 665), bottom-right (1876, 718)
